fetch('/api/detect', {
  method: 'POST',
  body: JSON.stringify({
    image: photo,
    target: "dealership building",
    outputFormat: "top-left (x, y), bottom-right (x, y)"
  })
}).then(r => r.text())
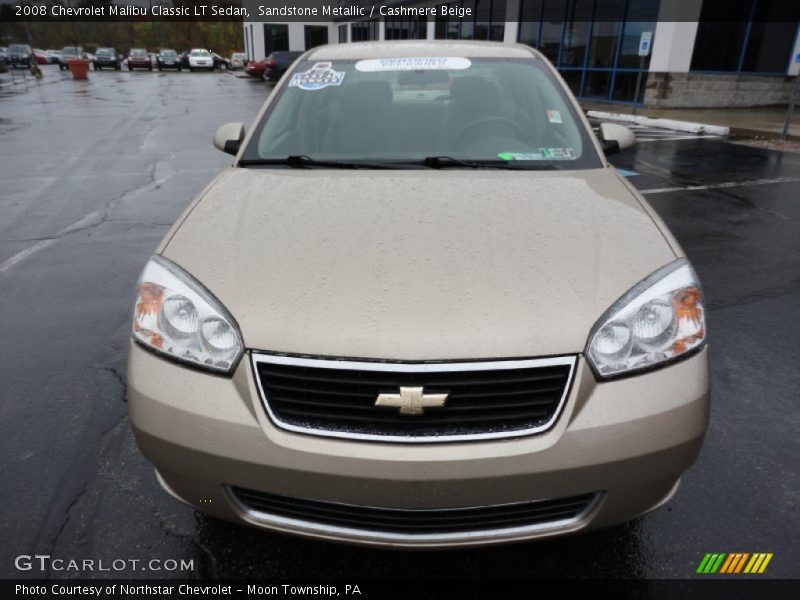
top-left (243, 0), bottom-right (800, 107)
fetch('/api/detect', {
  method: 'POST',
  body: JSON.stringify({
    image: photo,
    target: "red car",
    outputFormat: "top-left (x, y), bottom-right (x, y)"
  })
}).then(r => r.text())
top-left (245, 57), bottom-right (268, 79)
top-left (33, 49), bottom-right (50, 65)
top-left (127, 48), bottom-right (152, 71)
top-left (246, 51), bottom-right (302, 82)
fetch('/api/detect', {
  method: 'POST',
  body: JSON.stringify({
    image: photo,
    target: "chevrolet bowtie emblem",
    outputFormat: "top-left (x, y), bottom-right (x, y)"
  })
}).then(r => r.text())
top-left (375, 387), bottom-right (449, 416)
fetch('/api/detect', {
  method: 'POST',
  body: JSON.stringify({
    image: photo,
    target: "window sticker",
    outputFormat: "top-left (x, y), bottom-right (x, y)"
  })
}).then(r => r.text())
top-left (546, 109), bottom-right (562, 124)
top-left (498, 148), bottom-right (576, 161)
top-left (355, 57), bottom-right (471, 72)
top-left (539, 147), bottom-right (575, 159)
top-left (288, 62), bottom-right (345, 90)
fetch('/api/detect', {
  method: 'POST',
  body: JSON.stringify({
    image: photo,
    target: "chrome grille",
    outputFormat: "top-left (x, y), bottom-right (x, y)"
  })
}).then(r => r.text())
top-left (252, 354), bottom-right (576, 442)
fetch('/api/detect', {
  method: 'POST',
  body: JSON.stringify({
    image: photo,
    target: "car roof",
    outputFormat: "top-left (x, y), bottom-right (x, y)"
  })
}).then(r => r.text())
top-left (305, 40), bottom-right (539, 61)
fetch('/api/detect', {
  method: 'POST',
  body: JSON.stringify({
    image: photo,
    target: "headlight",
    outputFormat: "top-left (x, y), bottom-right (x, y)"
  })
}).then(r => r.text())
top-left (132, 255), bottom-right (244, 374)
top-left (586, 258), bottom-right (706, 379)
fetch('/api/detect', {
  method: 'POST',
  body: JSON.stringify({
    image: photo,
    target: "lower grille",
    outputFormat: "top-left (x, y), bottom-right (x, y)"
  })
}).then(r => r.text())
top-left (252, 354), bottom-right (576, 443)
top-left (230, 487), bottom-right (598, 536)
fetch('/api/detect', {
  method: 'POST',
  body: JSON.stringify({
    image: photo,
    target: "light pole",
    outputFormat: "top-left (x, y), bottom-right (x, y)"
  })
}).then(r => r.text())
top-left (781, 53), bottom-right (800, 141)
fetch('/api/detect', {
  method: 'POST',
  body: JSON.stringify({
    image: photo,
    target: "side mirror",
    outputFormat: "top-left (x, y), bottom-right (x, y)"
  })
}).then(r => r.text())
top-left (213, 122), bottom-right (245, 156)
top-left (598, 122), bottom-right (636, 155)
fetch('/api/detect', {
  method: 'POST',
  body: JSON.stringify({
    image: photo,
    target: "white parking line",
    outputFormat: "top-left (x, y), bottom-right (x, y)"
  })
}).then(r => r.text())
top-left (0, 238), bottom-right (58, 274)
top-left (640, 176), bottom-right (800, 195)
top-left (0, 209), bottom-right (106, 275)
top-left (636, 135), bottom-right (721, 142)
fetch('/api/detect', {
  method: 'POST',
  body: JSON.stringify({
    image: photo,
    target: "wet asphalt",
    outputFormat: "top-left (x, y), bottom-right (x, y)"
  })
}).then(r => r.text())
top-left (0, 66), bottom-right (798, 581)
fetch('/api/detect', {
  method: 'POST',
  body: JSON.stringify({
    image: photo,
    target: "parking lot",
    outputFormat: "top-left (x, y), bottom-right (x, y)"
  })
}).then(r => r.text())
top-left (0, 65), bottom-right (798, 579)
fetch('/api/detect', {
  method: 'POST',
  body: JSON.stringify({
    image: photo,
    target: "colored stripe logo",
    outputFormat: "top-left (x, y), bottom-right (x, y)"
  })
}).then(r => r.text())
top-left (696, 553), bottom-right (773, 574)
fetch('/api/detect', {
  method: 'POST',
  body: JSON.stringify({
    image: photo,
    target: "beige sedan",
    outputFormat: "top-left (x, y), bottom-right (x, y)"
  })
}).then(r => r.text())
top-left (127, 41), bottom-right (709, 548)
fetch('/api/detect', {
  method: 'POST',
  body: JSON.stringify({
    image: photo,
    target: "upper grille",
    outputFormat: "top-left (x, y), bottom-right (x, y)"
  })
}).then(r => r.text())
top-left (230, 486), bottom-right (598, 536)
top-left (252, 354), bottom-right (575, 442)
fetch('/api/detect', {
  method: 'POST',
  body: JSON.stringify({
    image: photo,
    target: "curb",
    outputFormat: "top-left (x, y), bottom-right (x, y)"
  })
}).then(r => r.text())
top-left (586, 110), bottom-right (730, 136)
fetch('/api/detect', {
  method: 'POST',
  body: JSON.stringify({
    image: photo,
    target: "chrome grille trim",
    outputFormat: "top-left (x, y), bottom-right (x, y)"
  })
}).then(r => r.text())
top-left (251, 353), bottom-right (577, 443)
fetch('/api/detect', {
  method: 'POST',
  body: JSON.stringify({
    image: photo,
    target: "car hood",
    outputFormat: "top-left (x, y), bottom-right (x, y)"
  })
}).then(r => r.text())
top-left (162, 168), bottom-right (677, 360)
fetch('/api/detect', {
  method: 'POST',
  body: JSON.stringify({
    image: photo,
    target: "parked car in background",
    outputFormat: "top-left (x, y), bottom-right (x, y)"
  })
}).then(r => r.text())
top-left (58, 46), bottom-right (87, 70)
top-left (7, 44), bottom-right (33, 68)
top-left (127, 48), bottom-right (152, 71)
top-left (156, 49), bottom-right (181, 71)
top-left (93, 47), bottom-right (121, 70)
top-left (212, 52), bottom-right (230, 71)
top-left (245, 57), bottom-right (267, 79)
top-left (229, 52), bottom-right (247, 70)
top-left (261, 51), bottom-right (303, 82)
top-left (33, 49), bottom-right (50, 65)
top-left (187, 49), bottom-right (214, 72)
top-left (0, 47), bottom-right (7, 63)
top-left (45, 50), bottom-right (61, 63)
top-left (0, 55), bottom-right (7, 74)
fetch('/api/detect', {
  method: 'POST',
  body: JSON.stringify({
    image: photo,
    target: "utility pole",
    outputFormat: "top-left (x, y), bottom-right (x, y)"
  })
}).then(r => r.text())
top-left (65, 0), bottom-right (79, 48)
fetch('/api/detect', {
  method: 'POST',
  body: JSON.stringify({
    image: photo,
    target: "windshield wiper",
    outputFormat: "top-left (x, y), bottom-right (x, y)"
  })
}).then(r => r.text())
top-left (239, 155), bottom-right (565, 170)
top-left (422, 156), bottom-right (563, 170)
top-left (238, 155), bottom-right (418, 169)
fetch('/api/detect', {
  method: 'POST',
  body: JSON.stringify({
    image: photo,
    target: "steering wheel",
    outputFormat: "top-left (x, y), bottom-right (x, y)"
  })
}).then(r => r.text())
top-left (453, 116), bottom-right (524, 149)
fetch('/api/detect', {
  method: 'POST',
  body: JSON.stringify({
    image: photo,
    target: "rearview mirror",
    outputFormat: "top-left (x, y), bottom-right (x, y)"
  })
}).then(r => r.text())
top-left (214, 122), bottom-right (245, 156)
top-left (598, 122), bottom-right (635, 155)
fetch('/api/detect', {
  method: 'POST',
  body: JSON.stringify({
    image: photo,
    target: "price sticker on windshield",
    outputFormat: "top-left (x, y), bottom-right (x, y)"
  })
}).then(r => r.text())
top-left (355, 57), bottom-right (471, 72)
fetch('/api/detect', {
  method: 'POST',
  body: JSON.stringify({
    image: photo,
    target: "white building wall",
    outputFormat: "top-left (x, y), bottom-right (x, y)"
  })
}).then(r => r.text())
top-left (649, 0), bottom-right (703, 73)
top-left (649, 22), bottom-right (700, 73)
top-left (503, 0), bottom-right (520, 43)
top-left (244, 22), bottom-right (338, 58)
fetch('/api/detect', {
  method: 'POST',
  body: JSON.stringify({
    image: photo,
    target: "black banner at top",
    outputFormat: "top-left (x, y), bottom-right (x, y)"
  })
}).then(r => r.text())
top-left (2, 0), bottom-right (800, 23)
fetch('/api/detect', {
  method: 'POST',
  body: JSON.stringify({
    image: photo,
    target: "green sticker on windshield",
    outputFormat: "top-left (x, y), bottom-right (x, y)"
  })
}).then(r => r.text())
top-left (498, 148), bottom-right (576, 161)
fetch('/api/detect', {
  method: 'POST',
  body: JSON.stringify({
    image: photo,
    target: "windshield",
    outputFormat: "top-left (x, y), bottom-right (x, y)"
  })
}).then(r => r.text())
top-left (191, 50), bottom-right (210, 57)
top-left (130, 49), bottom-right (147, 57)
top-left (241, 57), bottom-right (600, 169)
top-left (233, 53), bottom-right (246, 59)
top-left (9, 45), bottom-right (29, 53)
top-left (160, 50), bottom-right (177, 57)
top-left (97, 48), bottom-right (114, 56)
top-left (62, 47), bottom-right (79, 56)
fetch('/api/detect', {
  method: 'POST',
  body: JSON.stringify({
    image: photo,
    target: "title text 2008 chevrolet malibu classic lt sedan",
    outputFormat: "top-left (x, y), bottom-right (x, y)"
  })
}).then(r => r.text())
top-left (127, 41), bottom-right (709, 548)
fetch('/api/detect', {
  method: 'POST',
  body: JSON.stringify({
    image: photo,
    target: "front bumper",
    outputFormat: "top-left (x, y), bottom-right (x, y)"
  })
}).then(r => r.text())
top-left (128, 342), bottom-right (709, 548)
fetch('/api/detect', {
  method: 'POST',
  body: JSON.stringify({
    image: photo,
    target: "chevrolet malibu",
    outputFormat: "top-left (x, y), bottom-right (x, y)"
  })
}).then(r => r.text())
top-left (128, 41), bottom-right (709, 548)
